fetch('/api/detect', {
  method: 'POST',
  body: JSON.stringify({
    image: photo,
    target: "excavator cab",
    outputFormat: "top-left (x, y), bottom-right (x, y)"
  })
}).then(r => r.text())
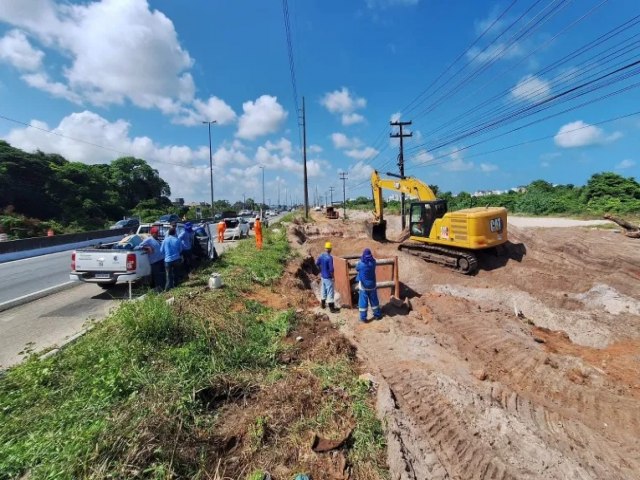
top-left (409, 200), bottom-right (448, 238)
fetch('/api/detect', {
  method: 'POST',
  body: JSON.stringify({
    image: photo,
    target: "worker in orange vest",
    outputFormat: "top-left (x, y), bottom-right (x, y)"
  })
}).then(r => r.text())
top-left (254, 216), bottom-right (263, 250)
top-left (217, 220), bottom-right (226, 243)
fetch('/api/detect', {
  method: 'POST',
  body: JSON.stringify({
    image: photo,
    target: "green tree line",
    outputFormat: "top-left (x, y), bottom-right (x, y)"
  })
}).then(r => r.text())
top-left (0, 141), bottom-right (171, 238)
top-left (348, 172), bottom-right (640, 217)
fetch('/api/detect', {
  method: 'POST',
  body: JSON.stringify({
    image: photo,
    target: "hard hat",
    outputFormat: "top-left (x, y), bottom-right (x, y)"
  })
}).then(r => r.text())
top-left (150, 226), bottom-right (159, 235)
top-left (325, 241), bottom-right (332, 249)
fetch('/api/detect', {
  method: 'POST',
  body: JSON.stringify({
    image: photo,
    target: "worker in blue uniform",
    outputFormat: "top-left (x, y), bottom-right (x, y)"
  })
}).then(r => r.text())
top-left (355, 248), bottom-right (382, 322)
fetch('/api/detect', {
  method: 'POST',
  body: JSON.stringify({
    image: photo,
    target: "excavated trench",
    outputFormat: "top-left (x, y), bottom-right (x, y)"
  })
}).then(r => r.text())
top-left (288, 215), bottom-right (640, 480)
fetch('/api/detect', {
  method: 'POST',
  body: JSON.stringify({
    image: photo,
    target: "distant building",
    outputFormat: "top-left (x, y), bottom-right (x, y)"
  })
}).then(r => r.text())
top-left (173, 197), bottom-right (185, 206)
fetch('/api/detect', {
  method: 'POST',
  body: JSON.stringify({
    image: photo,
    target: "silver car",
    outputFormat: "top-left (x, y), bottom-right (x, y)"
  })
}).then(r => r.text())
top-left (223, 217), bottom-right (250, 240)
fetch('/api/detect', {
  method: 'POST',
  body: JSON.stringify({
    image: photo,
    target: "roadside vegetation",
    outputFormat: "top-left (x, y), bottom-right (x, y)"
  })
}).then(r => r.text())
top-left (0, 228), bottom-right (387, 479)
top-left (347, 171), bottom-right (640, 218)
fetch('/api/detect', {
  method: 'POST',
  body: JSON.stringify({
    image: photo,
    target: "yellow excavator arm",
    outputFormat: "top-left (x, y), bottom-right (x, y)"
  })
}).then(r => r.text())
top-left (371, 170), bottom-right (437, 222)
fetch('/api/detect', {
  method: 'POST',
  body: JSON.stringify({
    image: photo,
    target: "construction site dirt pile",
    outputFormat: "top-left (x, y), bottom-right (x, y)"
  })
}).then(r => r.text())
top-left (293, 211), bottom-right (640, 480)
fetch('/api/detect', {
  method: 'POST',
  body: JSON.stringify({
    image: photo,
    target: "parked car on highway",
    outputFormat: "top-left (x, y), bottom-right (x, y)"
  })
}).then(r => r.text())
top-left (110, 218), bottom-right (140, 231)
top-left (158, 213), bottom-right (180, 224)
top-left (223, 217), bottom-right (250, 240)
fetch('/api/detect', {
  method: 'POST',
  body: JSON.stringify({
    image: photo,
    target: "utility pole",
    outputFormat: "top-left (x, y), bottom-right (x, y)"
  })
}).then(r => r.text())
top-left (259, 165), bottom-right (265, 219)
top-left (277, 182), bottom-right (280, 208)
top-left (202, 120), bottom-right (217, 217)
top-left (390, 120), bottom-right (412, 229)
top-left (302, 96), bottom-right (309, 219)
top-left (329, 186), bottom-right (335, 206)
top-left (339, 172), bottom-right (348, 219)
top-left (315, 185), bottom-right (318, 207)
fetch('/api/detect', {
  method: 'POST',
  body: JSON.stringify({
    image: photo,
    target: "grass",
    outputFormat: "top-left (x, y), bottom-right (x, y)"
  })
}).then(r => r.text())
top-left (0, 228), bottom-right (388, 479)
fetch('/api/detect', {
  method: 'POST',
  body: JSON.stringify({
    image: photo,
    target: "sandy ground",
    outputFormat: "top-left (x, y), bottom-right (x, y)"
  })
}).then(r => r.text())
top-left (289, 211), bottom-right (640, 480)
top-left (508, 217), bottom-right (613, 228)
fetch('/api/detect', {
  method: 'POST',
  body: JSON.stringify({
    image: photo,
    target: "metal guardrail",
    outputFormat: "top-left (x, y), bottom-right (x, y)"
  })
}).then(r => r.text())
top-left (0, 228), bottom-right (130, 254)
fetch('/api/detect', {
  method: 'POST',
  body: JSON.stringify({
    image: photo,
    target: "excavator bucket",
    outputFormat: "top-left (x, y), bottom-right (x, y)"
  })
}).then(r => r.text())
top-left (365, 219), bottom-right (387, 242)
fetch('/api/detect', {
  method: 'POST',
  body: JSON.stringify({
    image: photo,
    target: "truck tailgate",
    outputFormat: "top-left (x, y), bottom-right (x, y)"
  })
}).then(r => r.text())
top-left (75, 251), bottom-right (129, 272)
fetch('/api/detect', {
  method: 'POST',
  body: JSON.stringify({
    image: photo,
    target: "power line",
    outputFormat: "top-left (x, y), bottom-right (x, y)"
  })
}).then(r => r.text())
top-left (407, 57), bottom-right (640, 156)
top-left (412, 0), bottom-right (565, 120)
top-left (412, 10), bottom-right (636, 149)
top-left (423, 0), bottom-right (612, 133)
top-left (410, 110), bottom-right (640, 170)
top-left (401, 0), bottom-right (521, 117)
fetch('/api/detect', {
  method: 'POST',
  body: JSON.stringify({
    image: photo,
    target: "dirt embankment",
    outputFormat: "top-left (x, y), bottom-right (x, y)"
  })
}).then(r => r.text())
top-left (289, 212), bottom-right (640, 480)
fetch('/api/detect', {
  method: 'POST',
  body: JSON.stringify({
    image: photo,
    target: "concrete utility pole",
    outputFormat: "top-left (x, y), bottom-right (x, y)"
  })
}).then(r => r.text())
top-left (302, 97), bottom-right (309, 219)
top-left (339, 172), bottom-right (348, 219)
top-left (259, 165), bottom-right (265, 218)
top-left (202, 120), bottom-right (217, 216)
top-left (329, 186), bottom-right (335, 206)
top-left (390, 120), bottom-right (412, 229)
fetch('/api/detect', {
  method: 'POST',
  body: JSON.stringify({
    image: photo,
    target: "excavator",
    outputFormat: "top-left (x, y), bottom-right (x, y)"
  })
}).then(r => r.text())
top-left (368, 170), bottom-right (508, 274)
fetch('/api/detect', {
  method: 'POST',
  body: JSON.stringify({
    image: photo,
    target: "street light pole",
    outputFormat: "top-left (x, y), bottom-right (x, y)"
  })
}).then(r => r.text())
top-left (202, 120), bottom-right (217, 217)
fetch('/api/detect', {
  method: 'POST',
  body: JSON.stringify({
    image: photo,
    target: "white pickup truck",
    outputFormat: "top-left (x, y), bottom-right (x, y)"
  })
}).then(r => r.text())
top-left (69, 234), bottom-right (152, 289)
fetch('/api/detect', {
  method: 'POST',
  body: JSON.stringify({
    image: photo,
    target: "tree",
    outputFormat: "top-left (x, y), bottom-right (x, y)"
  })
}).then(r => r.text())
top-left (109, 157), bottom-right (171, 211)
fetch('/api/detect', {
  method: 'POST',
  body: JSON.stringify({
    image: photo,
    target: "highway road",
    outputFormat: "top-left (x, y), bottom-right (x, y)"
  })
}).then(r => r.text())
top-left (0, 250), bottom-right (73, 306)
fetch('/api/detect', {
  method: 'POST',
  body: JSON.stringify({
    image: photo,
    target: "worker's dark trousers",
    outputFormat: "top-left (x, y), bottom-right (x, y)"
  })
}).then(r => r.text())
top-left (358, 288), bottom-right (381, 321)
top-left (165, 260), bottom-right (181, 290)
top-left (182, 249), bottom-right (192, 275)
top-left (150, 261), bottom-right (165, 292)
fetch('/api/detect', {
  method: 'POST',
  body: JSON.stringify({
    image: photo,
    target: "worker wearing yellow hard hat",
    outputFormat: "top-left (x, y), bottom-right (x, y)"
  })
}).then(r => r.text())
top-left (315, 240), bottom-right (338, 312)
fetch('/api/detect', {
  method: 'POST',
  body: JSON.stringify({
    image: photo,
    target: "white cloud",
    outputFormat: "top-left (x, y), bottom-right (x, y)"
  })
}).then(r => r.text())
top-left (345, 147), bottom-right (378, 160)
top-left (467, 42), bottom-right (523, 63)
top-left (0, 0), bottom-right (241, 126)
top-left (412, 149), bottom-right (434, 165)
top-left (308, 144), bottom-right (323, 154)
top-left (255, 144), bottom-right (322, 178)
top-left (321, 87), bottom-right (367, 125)
top-left (0, 29), bottom-right (44, 71)
top-left (554, 121), bottom-right (623, 148)
top-left (615, 159), bottom-right (636, 170)
top-left (442, 150), bottom-right (473, 172)
top-left (540, 161), bottom-right (550, 168)
top-left (348, 161), bottom-right (375, 181)
top-left (331, 132), bottom-right (362, 149)
top-left (174, 96), bottom-right (237, 126)
top-left (511, 75), bottom-right (551, 102)
top-left (265, 137), bottom-right (293, 156)
top-left (342, 112), bottom-right (365, 125)
top-left (480, 163), bottom-right (498, 172)
top-left (236, 95), bottom-right (287, 140)
top-left (390, 112), bottom-right (402, 123)
top-left (1, 110), bottom-right (218, 199)
top-left (21, 71), bottom-right (81, 103)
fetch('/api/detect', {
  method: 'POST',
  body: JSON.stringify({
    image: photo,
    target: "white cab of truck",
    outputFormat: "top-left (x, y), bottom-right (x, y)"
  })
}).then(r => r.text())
top-left (69, 234), bottom-right (152, 289)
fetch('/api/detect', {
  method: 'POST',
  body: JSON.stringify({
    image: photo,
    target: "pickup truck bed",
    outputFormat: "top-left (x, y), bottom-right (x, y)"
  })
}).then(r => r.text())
top-left (70, 235), bottom-right (151, 288)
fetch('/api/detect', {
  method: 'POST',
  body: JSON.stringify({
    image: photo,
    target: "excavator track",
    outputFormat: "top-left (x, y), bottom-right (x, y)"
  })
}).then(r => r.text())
top-left (398, 241), bottom-right (479, 274)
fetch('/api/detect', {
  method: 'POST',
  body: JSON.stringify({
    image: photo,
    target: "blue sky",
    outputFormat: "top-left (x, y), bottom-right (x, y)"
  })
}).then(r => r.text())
top-left (0, 0), bottom-right (638, 205)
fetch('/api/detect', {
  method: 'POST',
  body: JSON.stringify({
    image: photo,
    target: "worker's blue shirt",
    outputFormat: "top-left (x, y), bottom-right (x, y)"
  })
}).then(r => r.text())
top-left (316, 252), bottom-right (334, 279)
top-left (179, 230), bottom-right (193, 251)
top-left (136, 236), bottom-right (163, 264)
top-left (356, 260), bottom-right (377, 290)
top-left (160, 235), bottom-right (183, 263)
